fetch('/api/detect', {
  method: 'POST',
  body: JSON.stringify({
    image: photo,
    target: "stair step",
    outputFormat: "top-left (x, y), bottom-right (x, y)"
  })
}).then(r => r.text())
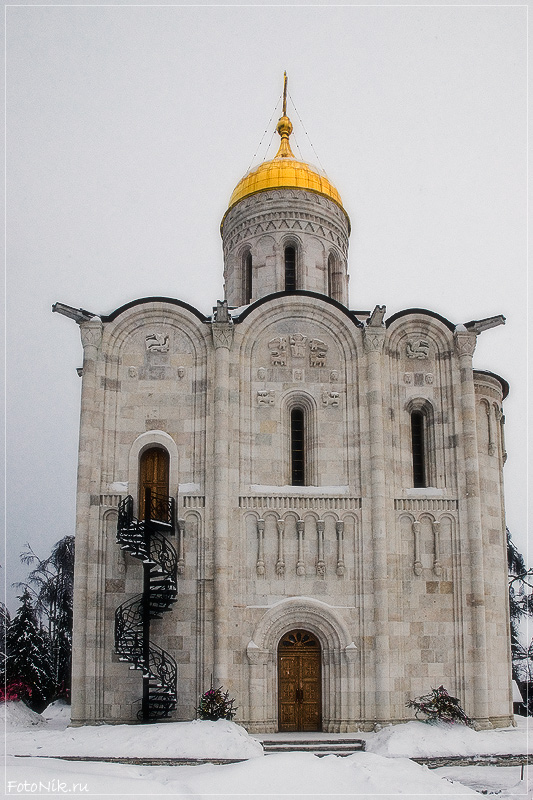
top-left (262, 739), bottom-right (365, 754)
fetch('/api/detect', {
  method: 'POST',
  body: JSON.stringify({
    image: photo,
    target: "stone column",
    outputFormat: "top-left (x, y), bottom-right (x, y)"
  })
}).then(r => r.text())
top-left (211, 306), bottom-right (234, 687)
top-left (363, 311), bottom-right (390, 723)
top-left (71, 316), bottom-right (103, 725)
top-left (454, 327), bottom-right (490, 726)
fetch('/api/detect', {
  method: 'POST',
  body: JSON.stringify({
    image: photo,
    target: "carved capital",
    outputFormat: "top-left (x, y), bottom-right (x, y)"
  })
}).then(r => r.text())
top-left (80, 317), bottom-right (103, 357)
top-left (363, 328), bottom-right (385, 353)
top-left (246, 641), bottom-right (270, 665)
top-left (454, 329), bottom-right (477, 358)
top-left (212, 322), bottom-right (234, 350)
top-left (345, 642), bottom-right (358, 663)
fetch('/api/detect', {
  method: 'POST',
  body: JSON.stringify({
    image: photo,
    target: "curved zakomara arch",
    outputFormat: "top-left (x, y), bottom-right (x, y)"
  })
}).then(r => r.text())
top-left (248, 596), bottom-right (355, 657)
top-left (102, 301), bottom-right (210, 364)
top-left (99, 302), bottom-right (208, 491)
top-left (239, 295), bottom-right (361, 364)
top-left (128, 431), bottom-right (179, 515)
top-left (386, 313), bottom-right (454, 360)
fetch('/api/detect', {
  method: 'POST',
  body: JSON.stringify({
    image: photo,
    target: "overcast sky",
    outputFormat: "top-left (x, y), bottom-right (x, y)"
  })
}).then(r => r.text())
top-left (4, 3), bottom-right (528, 611)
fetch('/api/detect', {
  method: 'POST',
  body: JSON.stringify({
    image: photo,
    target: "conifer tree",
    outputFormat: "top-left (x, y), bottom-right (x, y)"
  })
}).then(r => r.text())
top-left (5, 589), bottom-right (53, 711)
top-left (18, 535), bottom-right (74, 699)
top-left (507, 529), bottom-right (533, 713)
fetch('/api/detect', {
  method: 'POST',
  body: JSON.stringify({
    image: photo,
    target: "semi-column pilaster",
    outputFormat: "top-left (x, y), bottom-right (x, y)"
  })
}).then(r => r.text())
top-left (454, 327), bottom-right (490, 726)
top-left (71, 316), bottom-right (103, 724)
top-left (211, 303), bottom-right (234, 687)
top-left (363, 308), bottom-right (390, 723)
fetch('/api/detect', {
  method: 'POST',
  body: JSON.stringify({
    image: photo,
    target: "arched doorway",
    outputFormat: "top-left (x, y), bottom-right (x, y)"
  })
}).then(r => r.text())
top-left (139, 447), bottom-right (170, 519)
top-left (278, 629), bottom-right (322, 731)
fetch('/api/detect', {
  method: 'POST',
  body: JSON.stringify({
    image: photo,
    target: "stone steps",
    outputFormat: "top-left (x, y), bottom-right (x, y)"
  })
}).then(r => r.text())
top-left (262, 738), bottom-right (366, 756)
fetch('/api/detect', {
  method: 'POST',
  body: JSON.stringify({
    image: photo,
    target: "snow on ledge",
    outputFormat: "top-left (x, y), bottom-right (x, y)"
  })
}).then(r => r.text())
top-left (108, 481), bottom-right (128, 492)
top-left (249, 484), bottom-right (350, 496)
top-left (402, 487), bottom-right (445, 498)
top-left (179, 483), bottom-right (201, 493)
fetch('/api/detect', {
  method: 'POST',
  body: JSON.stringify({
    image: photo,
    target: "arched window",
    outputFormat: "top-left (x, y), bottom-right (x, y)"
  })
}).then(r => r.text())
top-left (285, 246), bottom-right (296, 291)
top-left (139, 446), bottom-right (170, 519)
top-left (411, 411), bottom-right (426, 487)
top-left (243, 250), bottom-right (253, 304)
top-left (291, 407), bottom-right (305, 485)
top-left (407, 400), bottom-right (436, 488)
top-left (327, 253), bottom-right (343, 302)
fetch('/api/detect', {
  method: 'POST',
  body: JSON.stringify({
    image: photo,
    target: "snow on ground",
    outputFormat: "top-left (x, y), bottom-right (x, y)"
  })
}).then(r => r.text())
top-left (366, 717), bottom-right (531, 757)
top-left (41, 699), bottom-right (71, 729)
top-left (2, 703), bottom-right (531, 799)
top-left (5, 710), bottom-right (263, 760)
top-left (434, 765), bottom-right (530, 797)
top-left (4, 752), bottom-right (484, 799)
top-left (1, 701), bottom-right (47, 730)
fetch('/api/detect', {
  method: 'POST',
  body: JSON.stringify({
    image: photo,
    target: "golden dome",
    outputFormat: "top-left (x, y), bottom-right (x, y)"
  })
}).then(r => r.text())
top-left (223, 77), bottom-right (347, 224)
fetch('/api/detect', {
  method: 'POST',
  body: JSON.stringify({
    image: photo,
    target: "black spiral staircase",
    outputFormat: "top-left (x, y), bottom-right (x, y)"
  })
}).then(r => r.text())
top-left (115, 489), bottom-right (178, 721)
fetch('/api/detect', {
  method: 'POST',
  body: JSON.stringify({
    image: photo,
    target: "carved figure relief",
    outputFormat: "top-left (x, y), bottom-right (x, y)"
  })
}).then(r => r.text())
top-left (322, 389), bottom-right (340, 407)
top-left (257, 390), bottom-right (275, 406)
top-left (425, 373), bottom-right (434, 385)
top-left (309, 339), bottom-right (328, 367)
top-left (329, 370), bottom-right (338, 383)
top-left (177, 367), bottom-right (185, 379)
top-left (290, 334), bottom-right (308, 358)
top-left (268, 337), bottom-right (287, 366)
top-left (257, 367), bottom-right (266, 381)
top-left (404, 373), bottom-right (412, 385)
top-left (145, 333), bottom-right (170, 352)
top-left (406, 340), bottom-right (430, 359)
top-left (293, 369), bottom-right (304, 382)
top-left (128, 367), bottom-right (137, 378)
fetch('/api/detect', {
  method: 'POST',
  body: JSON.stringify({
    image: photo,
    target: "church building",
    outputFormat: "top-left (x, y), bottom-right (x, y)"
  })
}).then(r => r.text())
top-left (55, 78), bottom-right (513, 732)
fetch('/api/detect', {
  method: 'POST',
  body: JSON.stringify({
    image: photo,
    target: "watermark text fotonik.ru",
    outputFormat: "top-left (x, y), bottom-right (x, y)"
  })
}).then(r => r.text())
top-left (7, 779), bottom-right (89, 793)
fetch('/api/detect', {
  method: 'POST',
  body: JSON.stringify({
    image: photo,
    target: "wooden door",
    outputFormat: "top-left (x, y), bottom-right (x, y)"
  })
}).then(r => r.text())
top-left (139, 447), bottom-right (169, 519)
top-left (278, 630), bottom-right (322, 731)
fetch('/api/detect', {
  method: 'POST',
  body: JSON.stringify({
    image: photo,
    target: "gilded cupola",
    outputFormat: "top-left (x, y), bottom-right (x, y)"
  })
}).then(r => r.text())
top-left (222, 74), bottom-right (351, 308)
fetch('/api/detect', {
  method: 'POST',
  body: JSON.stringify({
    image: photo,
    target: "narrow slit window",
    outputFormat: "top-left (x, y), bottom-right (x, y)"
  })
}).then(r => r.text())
top-left (291, 407), bottom-right (305, 485)
top-left (285, 246), bottom-right (296, 291)
top-left (411, 411), bottom-right (426, 488)
top-left (244, 251), bottom-right (252, 304)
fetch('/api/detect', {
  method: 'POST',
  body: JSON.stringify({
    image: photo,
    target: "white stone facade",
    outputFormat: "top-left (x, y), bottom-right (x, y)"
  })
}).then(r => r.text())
top-left (60, 121), bottom-right (513, 732)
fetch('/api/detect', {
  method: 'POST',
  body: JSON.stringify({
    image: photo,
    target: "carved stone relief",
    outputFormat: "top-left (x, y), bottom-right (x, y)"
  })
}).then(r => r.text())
top-left (290, 334), bottom-right (307, 358)
top-left (145, 333), bottom-right (170, 352)
top-left (309, 339), bottom-right (328, 367)
top-left (268, 337), bottom-right (287, 366)
top-left (257, 390), bottom-right (275, 406)
top-left (322, 389), bottom-right (340, 408)
top-left (406, 340), bottom-right (430, 359)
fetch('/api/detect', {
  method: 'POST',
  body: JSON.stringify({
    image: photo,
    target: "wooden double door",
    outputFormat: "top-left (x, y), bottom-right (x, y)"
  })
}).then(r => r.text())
top-left (139, 447), bottom-right (169, 519)
top-left (278, 630), bottom-right (322, 731)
